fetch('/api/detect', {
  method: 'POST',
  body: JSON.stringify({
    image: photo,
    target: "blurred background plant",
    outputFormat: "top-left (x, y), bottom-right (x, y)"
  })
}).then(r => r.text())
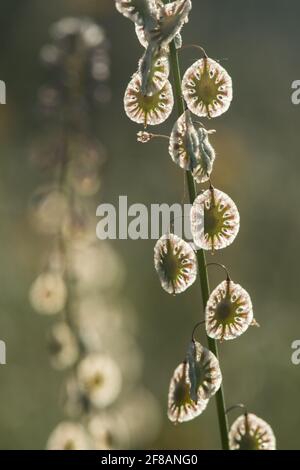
top-left (0, 0), bottom-right (300, 450)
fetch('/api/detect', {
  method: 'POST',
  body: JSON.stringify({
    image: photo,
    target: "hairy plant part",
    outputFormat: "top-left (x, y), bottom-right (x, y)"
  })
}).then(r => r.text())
top-left (139, 49), bottom-right (170, 96)
top-left (182, 57), bottom-right (233, 118)
top-left (115, 0), bottom-right (157, 29)
top-left (186, 340), bottom-right (222, 403)
top-left (154, 233), bottom-right (197, 295)
top-left (168, 362), bottom-right (208, 424)
top-left (124, 72), bottom-right (174, 126)
top-left (29, 271), bottom-right (67, 316)
top-left (205, 280), bottom-right (255, 341)
top-left (229, 413), bottom-right (276, 450)
top-left (191, 187), bottom-right (240, 252)
top-left (169, 110), bottom-right (216, 182)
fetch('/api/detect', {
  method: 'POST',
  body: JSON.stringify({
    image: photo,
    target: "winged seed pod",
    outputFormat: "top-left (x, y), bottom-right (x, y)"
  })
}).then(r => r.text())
top-left (169, 110), bottom-right (216, 182)
top-left (229, 413), bottom-right (276, 450)
top-left (186, 340), bottom-right (222, 403)
top-left (182, 57), bottom-right (233, 118)
top-left (168, 362), bottom-right (208, 424)
top-left (205, 279), bottom-right (255, 341)
top-left (154, 233), bottom-right (197, 295)
top-left (124, 72), bottom-right (174, 126)
top-left (190, 187), bottom-right (240, 252)
top-left (139, 48), bottom-right (170, 96)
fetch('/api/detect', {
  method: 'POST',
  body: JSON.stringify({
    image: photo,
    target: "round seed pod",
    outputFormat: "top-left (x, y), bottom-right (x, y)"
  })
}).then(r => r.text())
top-left (229, 413), bottom-right (276, 450)
top-left (187, 340), bottom-right (222, 403)
top-left (190, 188), bottom-right (240, 252)
top-left (205, 280), bottom-right (254, 341)
top-left (154, 233), bottom-right (197, 295)
top-left (124, 72), bottom-right (174, 127)
top-left (182, 58), bottom-right (233, 118)
top-left (168, 362), bottom-right (208, 424)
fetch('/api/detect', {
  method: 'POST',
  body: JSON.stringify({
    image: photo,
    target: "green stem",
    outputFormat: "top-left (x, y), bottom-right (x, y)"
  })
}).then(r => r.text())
top-left (169, 41), bottom-right (229, 450)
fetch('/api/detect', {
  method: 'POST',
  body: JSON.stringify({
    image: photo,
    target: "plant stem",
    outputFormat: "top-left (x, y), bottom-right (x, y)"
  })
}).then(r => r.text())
top-left (169, 40), bottom-right (229, 450)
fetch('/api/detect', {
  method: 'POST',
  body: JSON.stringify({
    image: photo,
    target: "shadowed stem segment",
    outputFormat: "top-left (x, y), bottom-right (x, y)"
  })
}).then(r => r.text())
top-left (168, 39), bottom-right (229, 450)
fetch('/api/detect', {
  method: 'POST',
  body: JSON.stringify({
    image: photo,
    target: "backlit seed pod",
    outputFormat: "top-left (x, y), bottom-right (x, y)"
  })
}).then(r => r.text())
top-left (182, 57), bottom-right (233, 118)
top-left (139, 48), bottom-right (170, 96)
top-left (229, 413), bottom-right (276, 450)
top-left (115, 0), bottom-right (158, 30)
top-left (124, 73), bottom-right (174, 127)
top-left (205, 280), bottom-right (254, 341)
top-left (150, 0), bottom-right (192, 49)
top-left (88, 413), bottom-right (129, 450)
top-left (29, 271), bottom-right (67, 315)
top-left (48, 322), bottom-right (79, 370)
top-left (169, 110), bottom-right (216, 182)
top-left (187, 340), bottom-right (222, 403)
top-left (77, 354), bottom-right (122, 409)
top-left (46, 422), bottom-right (91, 450)
top-left (168, 362), bottom-right (208, 424)
top-left (154, 234), bottom-right (197, 295)
top-left (190, 188), bottom-right (240, 252)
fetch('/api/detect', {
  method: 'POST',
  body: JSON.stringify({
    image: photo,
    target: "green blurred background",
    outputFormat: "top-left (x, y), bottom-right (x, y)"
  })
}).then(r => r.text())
top-left (0, 0), bottom-right (299, 449)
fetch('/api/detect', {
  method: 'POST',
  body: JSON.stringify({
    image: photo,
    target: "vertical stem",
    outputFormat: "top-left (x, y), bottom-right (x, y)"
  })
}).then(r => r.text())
top-left (169, 41), bottom-right (229, 450)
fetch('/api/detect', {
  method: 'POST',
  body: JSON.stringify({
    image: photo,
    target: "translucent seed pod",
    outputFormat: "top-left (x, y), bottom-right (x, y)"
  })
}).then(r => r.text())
top-left (190, 187), bottom-right (240, 252)
top-left (115, 0), bottom-right (157, 26)
top-left (205, 279), bottom-right (254, 341)
top-left (139, 48), bottom-right (170, 96)
top-left (182, 57), bottom-right (233, 118)
top-left (186, 340), bottom-right (222, 403)
top-left (150, 0), bottom-right (192, 49)
top-left (229, 413), bottom-right (276, 450)
top-left (124, 72), bottom-right (174, 127)
top-left (168, 362), bottom-right (208, 424)
top-left (77, 354), bottom-right (122, 409)
top-left (46, 421), bottom-right (91, 450)
top-left (29, 271), bottom-right (67, 316)
top-left (154, 233), bottom-right (197, 295)
top-left (48, 322), bottom-right (79, 370)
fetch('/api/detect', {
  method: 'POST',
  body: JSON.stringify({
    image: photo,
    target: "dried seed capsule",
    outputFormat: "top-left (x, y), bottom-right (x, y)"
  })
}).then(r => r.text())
top-left (124, 72), bottom-right (174, 127)
top-left (192, 127), bottom-right (216, 183)
top-left (29, 271), bottom-right (67, 315)
top-left (139, 48), bottom-right (170, 96)
top-left (115, 0), bottom-right (157, 28)
top-left (205, 279), bottom-right (254, 341)
top-left (190, 188), bottom-right (240, 252)
top-left (150, 0), bottom-right (192, 49)
top-left (229, 413), bottom-right (276, 450)
top-left (187, 340), bottom-right (222, 403)
top-left (46, 422), bottom-right (91, 450)
top-left (182, 57), bottom-right (233, 118)
top-left (154, 233), bottom-right (197, 295)
top-left (168, 362), bottom-right (208, 424)
top-left (169, 111), bottom-right (216, 182)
